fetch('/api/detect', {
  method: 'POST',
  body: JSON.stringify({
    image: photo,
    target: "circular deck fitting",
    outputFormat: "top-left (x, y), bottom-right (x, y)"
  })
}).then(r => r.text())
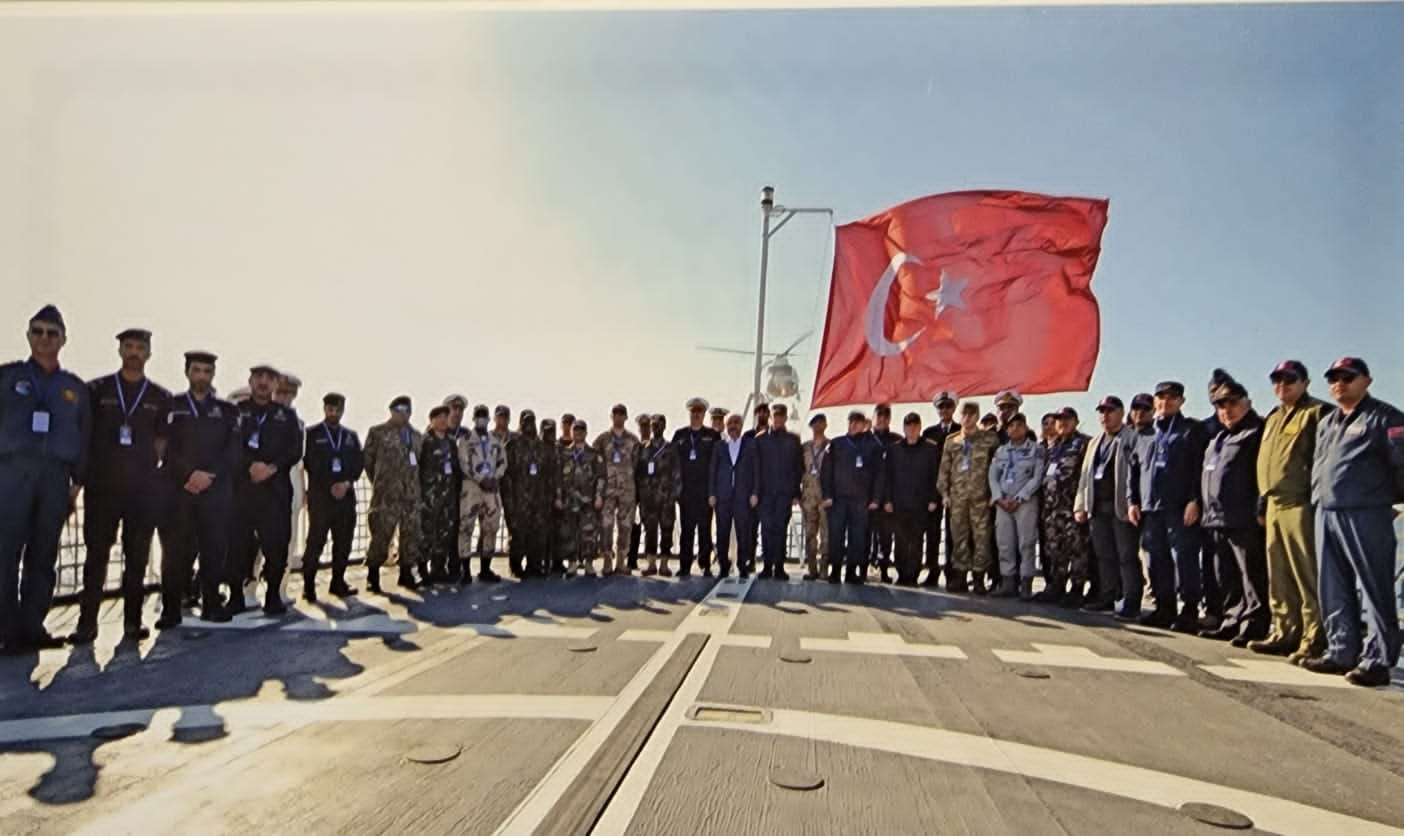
top-left (779, 653), bottom-right (813, 664)
top-left (567, 643), bottom-right (599, 653)
top-left (91, 723), bottom-right (146, 741)
top-left (1014, 668), bottom-right (1051, 679)
top-left (770, 768), bottom-right (825, 792)
top-left (1178, 802), bottom-right (1254, 829)
top-left (405, 743), bottom-right (462, 765)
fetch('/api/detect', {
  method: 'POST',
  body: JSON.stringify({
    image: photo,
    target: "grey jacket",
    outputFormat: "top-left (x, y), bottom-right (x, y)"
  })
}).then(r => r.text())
top-left (1074, 424), bottom-right (1140, 522)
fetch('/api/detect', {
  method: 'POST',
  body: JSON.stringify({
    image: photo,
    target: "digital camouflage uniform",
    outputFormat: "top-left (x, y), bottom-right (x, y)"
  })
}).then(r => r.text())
top-left (937, 428), bottom-right (1000, 574)
top-left (801, 439), bottom-right (830, 578)
top-left (419, 433), bottom-right (460, 575)
top-left (507, 431), bottom-right (557, 576)
top-left (493, 427), bottom-right (518, 553)
top-left (364, 421), bottom-right (423, 571)
top-left (636, 437), bottom-right (681, 560)
top-left (458, 429), bottom-right (508, 566)
top-left (558, 444), bottom-right (606, 571)
top-left (593, 429), bottom-right (642, 570)
top-left (1041, 433), bottom-right (1092, 590)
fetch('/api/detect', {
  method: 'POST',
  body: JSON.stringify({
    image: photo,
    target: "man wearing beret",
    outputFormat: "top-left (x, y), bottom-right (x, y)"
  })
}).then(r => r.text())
top-left (300, 392), bottom-right (363, 602)
top-left (1303, 357), bottom-right (1404, 687)
top-left (443, 394), bottom-right (470, 581)
top-left (71, 328), bottom-right (172, 644)
top-left (673, 397), bottom-right (720, 578)
top-left (364, 396), bottom-right (424, 593)
top-left (230, 364), bottom-right (303, 615)
top-left (558, 420), bottom-right (606, 576)
top-left (626, 413), bottom-right (654, 573)
top-left (1251, 360), bottom-right (1328, 662)
top-left (0, 306), bottom-right (91, 652)
top-left (1127, 380), bottom-right (1211, 632)
top-left (156, 350), bottom-right (240, 629)
top-left (637, 414), bottom-right (681, 577)
top-left (491, 405), bottom-right (517, 573)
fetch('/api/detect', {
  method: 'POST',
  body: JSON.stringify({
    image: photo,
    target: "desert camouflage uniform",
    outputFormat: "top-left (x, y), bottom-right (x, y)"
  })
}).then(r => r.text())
top-left (458, 429), bottom-right (508, 563)
top-left (364, 422), bottom-right (423, 570)
top-left (636, 437), bottom-right (681, 561)
top-left (507, 431), bottom-right (557, 576)
top-left (419, 433), bottom-right (460, 575)
top-left (593, 429), bottom-right (642, 571)
top-left (937, 429), bottom-right (1000, 574)
top-left (558, 443), bottom-right (606, 571)
top-left (801, 439), bottom-right (830, 578)
top-left (1041, 432), bottom-right (1092, 589)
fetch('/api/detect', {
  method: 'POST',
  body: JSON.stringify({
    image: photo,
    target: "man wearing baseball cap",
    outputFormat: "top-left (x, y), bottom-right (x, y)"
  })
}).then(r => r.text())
top-left (1303, 357), bottom-right (1404, 686)
top-left (1074, 396), bottom-right (1144, 618)
top-left (1249, 360), bottom-right (1327, 661)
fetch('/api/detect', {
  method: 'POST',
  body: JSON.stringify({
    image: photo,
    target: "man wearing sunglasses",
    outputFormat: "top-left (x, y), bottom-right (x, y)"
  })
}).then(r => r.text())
top-left (0, 305), bottom-right (92, 653)
top-left (1251, 360), bottom-right (1329, 664)
top-left (1303, 357), bottom-right (1404, 687)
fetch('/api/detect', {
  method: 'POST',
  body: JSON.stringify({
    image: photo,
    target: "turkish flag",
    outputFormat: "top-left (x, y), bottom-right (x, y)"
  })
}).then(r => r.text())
top-left (810, 190), bottom-right (1109, 408)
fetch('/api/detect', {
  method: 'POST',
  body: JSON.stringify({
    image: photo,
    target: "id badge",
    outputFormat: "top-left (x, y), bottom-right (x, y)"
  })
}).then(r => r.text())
top-left (1093, 465), bottom-right (1107, 481)
top-left (247, 432), bottom-right (261, 450)
top-left (959, 457), bottom-right (971, 473)
top-left (1004, 469), bottom-right (1016, 485)
top-left (331, 457), bottom-right (343, 474)
top-left (1046, 463), bottom-right (1058, 478)
top-left (408, 451), bottom-right (417, 467)
top-left (1204, 456), bottom-right (1218, 472)
top-left (689, 450), bottom-right (697, 462)
top-left (118, 424), bottom-right (134, 447)
top-left (613, 452), bottom-right (622, 464)
top-left (855, 456), bottom-right (864, 470)
top-left (443, 458), bottom-right (453, 476)
top-left (647, 461), bottom-right (656, 476)
top-left (529, 462), bottom-right (538, 476)
top-left (810, 465), bottom-right (818, 476)
top-left (31, 410), bottom-right (50, 434)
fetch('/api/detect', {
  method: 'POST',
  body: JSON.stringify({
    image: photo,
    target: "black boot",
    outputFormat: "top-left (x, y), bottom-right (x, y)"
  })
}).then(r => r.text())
top-left (398, 566), bottom-right (420, 590)
top-left (329, 573), bottom-right (357, 597)
top-left (971, 571), bottom-right (988, 596)
top-left (479, 553), bottom-right (501, 583)
top-left (156, 596), bottom-right (183, 630)
top-left (302, 572), bottom-right (318, 603)
top-left (1032, 579), bottom-right (1066, 604)
top-left (1018, 578), bottom-right (1035, 601)
top-left (68, 605), bottom-right (100, 645)
top-left (264, 577), bottom-right (288, 615)
top-left (367, 566), bottom-right (384, 595)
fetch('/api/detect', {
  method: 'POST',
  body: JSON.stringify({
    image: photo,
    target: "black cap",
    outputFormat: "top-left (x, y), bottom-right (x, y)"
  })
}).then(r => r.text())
top-left (874, 403), bottom-right (892, 417)
top-left (808, 413), bottom-right (827, 427)
top-left (1096, 395), bottom-right (1124, 412)
top-left (1130, 393), bottom-right (1154, 411)
top-left (1154, 380), bottom-right (1185, 398)
top-left (30, 305), bottom-right (65, 333)
top-left (323, 392), bottom-right (346, 407)
top-left (473, 403), bottom-right (490, 418)
top-left (495, 404), bottom-right (510, 418)
top-left (429, 405), bottom-right (450, 420)
top-left (636, 413), bottom-right (651, 425)
top-left (249, 364), bottom-right (279, 377)
top-left (1207, 368), bottom-right (1235, 393)
top-left (573, 420), bottom-right (588, 432)
top-left (1269, 360), bottom-right (1308, 382)
top-left (1210, 380), bottom-right (1249, 404)
top-left (772, 404), bottom-right (789, 417)
top-left (903, 411), bottom-right (921, 426)
top-left (540, 418), bottom-right (556, 429)
top-left (847, 410), bottom-right (866, 423)
top-left (116, 328), bottom-right (151, 344)
top-left (184, 350), bottom-right (217, 366)
top-left (1055, 406), bottom-right (1079, 421)
top-left (1326, 356), bottom-right (1370, 379)
top-left (754, 402), bottom-right (770, 416)
top-left (521, 409), bottom-right (536, 420)
top-left (390, 395), bottom-right (412, 412)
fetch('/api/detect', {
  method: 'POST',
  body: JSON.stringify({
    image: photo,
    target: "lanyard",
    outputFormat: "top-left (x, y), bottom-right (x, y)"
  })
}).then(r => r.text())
top-left (479, 436), bottom-right (491, 462)
top-left (253, 409), bottom-right (270, 433)
top-left (185, 392), bottom-right (205, 419)
top-left (650, 441), bottom-right (667, 461)
top-left (688, 431), bottom-right (699, 454)
top-left (1154, 415), bottom-right (1179, 456)
top-left (1094, 434), bottom-right (1114, 469)
top-left (27, 362), bottom-right (56, 408)
top-left (399, 428), bottom-right (412, 450)
top-left (1214, 431), bottom-right (1229, 456)
top-left (324, 423), bottom-right (344, 451)
top-left (572, 446), bottom-right (584, 464)
top-left (113, 374), bottom-right (149, 422)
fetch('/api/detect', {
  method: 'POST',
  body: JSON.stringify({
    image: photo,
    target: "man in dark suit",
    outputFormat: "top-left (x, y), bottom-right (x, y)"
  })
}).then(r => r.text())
top-left (709, 412), bottom-right (760, 578)
top-left (755, 404), bottom-right (804, 580)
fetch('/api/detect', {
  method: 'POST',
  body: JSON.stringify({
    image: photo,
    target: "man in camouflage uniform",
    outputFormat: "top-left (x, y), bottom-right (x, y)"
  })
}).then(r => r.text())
top-left (1036, 406), bottom-right (1093, 607)
top-left (364, 395), bottom-right (423, 593)
top-left (558, 420), bottom-right (605, 576)
top-left (626, 413), bottom-right (653, 571)
top-left (540, 419), bottom-right (563, 573)
top-left (594, 403), bottom-right (643, 576)
top-left (651, 414), bottom-right (676, 559)
top-left (490, 405), bottom-right (516, 568)
top-left (507, 410), bottom-right (556, 578)
top-left (443, 394), bottom-right (470, 581)
top-left (937, 401), bottom-right (1000, 594)
top-left (457, 404), bottom-right (506, 583)
top-left (637, 413), bottom-right (681, 576)
top-left (800, 413), bottom-right (830, 581)
top-left (419, 405), bottom-right (460, 584)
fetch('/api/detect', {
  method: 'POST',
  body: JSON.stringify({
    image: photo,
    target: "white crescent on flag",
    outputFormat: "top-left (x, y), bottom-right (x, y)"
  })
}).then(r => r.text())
top-left (863, 251), bottom-right (923, 357)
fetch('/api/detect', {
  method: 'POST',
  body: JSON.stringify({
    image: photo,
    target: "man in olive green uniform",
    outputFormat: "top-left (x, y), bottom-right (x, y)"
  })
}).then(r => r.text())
top-left (937, 401), bottom-right (1000, 594)
top-left (558, 420), bottom-right (606, 576)
top-left (637, 414), bottom-right (681, 576)
top-left (1251, 360), bottom-right (1330, 663)
top-left (800, 413), bottom-right (830, 581)
top-left (507, 410), bottom-right (557, 578)
top-left (593, 403), bottom-right (642, 575)
top-left (364, 396), bottom-right (423, 593)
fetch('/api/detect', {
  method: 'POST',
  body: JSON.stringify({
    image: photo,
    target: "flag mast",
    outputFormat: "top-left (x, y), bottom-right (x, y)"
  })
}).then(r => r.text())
top-left (754, 186), bottom-right (833, 410)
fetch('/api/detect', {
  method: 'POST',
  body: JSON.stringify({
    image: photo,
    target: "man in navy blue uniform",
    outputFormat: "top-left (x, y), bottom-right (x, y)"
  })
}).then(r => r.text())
top-left (1303, 357), bottom-right (1404, 687)
top-left (232, 364), bottom-right (303, 615)
top-left (1128, 380), bottom-right (1210, 632)
top-left (70, 328), bottom-right (172, 645)
top-left (822, 410), bottom-right (884, 585)
top-left (301, 392), bottom-right (363, 602)
top-left (673, 397), bottom-right (720, 578)
top-left (158, 351), bottom-right (241, 628)
top-left (754, 403), bottom-right (804, 580)
top-left (0, 305), bottom-right (91, 653)
top-left (709, 412), bottom-right (759, 578)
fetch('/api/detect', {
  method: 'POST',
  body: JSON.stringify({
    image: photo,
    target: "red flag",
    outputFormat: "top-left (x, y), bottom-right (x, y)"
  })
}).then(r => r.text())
top-left (810, 190), bottom-right (1109, 408)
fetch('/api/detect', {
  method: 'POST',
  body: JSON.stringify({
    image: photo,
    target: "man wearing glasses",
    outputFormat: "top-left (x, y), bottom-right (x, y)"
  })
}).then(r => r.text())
top-left (0, 306), bottom-right (92, 653)
top-left (1251, 360), bottom-right (1328, 664)
top-left (1302, 357), bottom-right (1404, 687)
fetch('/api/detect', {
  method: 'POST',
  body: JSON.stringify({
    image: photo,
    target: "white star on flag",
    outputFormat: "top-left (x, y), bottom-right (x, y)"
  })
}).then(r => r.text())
top-left (926, 271), bottom-right (968, 317)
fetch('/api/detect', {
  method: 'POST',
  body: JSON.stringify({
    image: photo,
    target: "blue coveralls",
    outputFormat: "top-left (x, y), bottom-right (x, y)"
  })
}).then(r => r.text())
top-left (1311, 394), bottom-right (1404, 671)
top-left (0, 359), bottom-right (91, 647)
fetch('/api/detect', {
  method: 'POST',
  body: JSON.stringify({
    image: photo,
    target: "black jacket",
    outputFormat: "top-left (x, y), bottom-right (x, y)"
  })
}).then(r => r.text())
top-left (86, 372), bottom-right (172, 493)
top-left (755, 428), bottom-right (804, 500)
top-left (821, 432), bottom-right (884, 504)
top-left (1200, 411), bottom-right (1263, 529)
top-left (1128, 413), bottom-right (1209, 513)
top-left (163, 391), bottom-right (241, 484)
top-left (884, 438), bottom-right (939, 511)
top-left (672, 426), bottom-right (720, 496)
top-left (237, 400), bottom-right (303, 494)
top-left (305, 421), bottom-right (364, 495)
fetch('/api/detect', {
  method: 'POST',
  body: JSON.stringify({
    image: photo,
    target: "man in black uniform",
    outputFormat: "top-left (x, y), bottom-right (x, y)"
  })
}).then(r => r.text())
top-left (540, 418), bottom-right (562, 574)
top-left (70, 328), bottom-right (172, 644)
top-left (301, 392), bottom-right (362, 602)
top-left (755, 404), bottom-right (804, 580)
top-left (626, 412), bottom-right (652, 571)
top-left (822, 410), bottom-right (884, 585)
top-left (885, 412), bottom-right (940, 586)
top-left (157, 351), bottom-right (240, 628)
top-left (867, 404), bottom-right (901, 582)
top-left (232, 364), bottom-right (302, 615)
top-left (673, 397), bottom-right (719, 578)
top-left (921, 391), bottom-right (960, 586)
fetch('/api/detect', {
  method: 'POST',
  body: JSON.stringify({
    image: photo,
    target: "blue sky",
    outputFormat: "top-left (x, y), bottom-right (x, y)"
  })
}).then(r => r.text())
top-left (1, 3), bottom-right (1400, 431)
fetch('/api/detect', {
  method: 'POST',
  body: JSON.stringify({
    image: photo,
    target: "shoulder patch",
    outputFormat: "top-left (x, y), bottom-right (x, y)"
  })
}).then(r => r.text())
top-left (1388, 427), bottom-right (1404, 441)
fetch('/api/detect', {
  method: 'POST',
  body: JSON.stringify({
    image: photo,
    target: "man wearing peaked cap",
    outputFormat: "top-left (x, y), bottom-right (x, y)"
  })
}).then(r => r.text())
top-left (709, 406), bottom-right (727, 434)
top-left (273, 372), bottom-right (306, 594)
top-left (116, 328), bottom-right (151, 345)
top-left (922, 392), bottom-right (961, 587)
top-left (993, 390), bottom-right (1022, 443)
top-left (1302, 356), bottom-right (1404, 686)
top-left (674, 397), bottom-right (721, 577)
top-left (300, 391), bottom-right (363, 602)
top-left (1250, 359), bottom-right (1327, 662)
top-left (363, 393), bottom-right (424, 594)
top-left (799, 412), bottom-right (830, 580)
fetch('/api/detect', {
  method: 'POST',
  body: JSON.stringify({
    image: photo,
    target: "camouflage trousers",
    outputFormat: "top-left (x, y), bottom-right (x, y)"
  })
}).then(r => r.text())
top-left (1041, 505), bottom-right (1091, 587)
top-left (800, 497), bottom-right (829, 576)
top-left (638, 498), bottom-right (675, 555)
top-left (599, 491), bottom-right (637, 560)
top-left (458, 482), bottom-right (502, 558)
top-left (949, 498), bottom-right (993, 573)
top-left (420, 488), bottom-right (459, 569)
top-left (559, 506), bottom-right (600, 565)
top-left (367, 500), bottom-right (421, 570)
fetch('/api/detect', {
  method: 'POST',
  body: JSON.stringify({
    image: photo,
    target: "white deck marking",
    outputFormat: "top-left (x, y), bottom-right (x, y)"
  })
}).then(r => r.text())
top-left (1199, 659), bottom-right (1369, 689)
top-left (993, 643), bottom-right (1184, 676)
top-left (618, 628), bottom-right (771, 648)
top-left (683, 708), bottom-right (1404, 836)
top-left (493, 577), bottom-right (749, 836)
top-left (800, 631), bottom-right (966, 659)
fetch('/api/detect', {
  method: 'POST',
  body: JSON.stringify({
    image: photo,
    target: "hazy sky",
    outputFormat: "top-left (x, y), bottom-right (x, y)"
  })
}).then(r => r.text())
top-left (2, 3), bottom-right (1401, 433)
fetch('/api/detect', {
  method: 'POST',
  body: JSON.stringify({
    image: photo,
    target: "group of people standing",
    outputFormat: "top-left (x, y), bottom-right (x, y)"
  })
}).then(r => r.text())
top-left (1, 304), bottom-right (1401, 690)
